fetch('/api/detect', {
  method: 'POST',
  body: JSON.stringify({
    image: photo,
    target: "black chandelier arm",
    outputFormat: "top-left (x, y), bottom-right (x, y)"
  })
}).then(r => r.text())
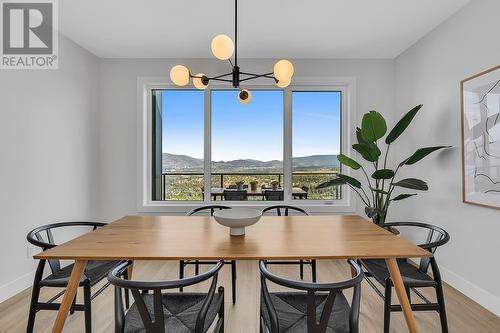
top-left (190, 72), bottom-right (233, 81)
top-left (207, 78), bottom-right (234, 83)
top-left (209, 72), bottom-right (233, 80)
top-left (238, 72), bottom-right (276, 82)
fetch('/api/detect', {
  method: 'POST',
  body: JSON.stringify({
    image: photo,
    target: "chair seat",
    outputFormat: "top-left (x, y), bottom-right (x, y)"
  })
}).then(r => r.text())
top-left (261, 292), bottom-right (351, 333)
top-left (39, 260), bottom-right (121, 287)
top-left (359, 259), bottom-right (437, 288)
top-left (124, 292), bottom-right (223, 333)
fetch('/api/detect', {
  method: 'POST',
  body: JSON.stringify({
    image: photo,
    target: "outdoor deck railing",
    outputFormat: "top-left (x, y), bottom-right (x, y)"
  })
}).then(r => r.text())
top-left (160, 171), bottom-right (341, 200)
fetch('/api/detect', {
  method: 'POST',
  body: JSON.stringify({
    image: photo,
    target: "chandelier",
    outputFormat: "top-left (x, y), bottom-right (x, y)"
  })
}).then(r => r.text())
top-left (169, 0), bottom-right (294, 104)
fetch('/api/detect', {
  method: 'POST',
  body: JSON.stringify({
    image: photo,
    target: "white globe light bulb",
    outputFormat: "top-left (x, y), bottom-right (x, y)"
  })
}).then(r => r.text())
top-left (170, 65), bottom-right (190, 86)
top-left (238, 89), bottom-right (253, 105)
top-left (193, 73), bottom-right (208, 90)
top-left (273, 59), bottom-right (294, 82)
top-left (211, 34), bottom-right (234, 60)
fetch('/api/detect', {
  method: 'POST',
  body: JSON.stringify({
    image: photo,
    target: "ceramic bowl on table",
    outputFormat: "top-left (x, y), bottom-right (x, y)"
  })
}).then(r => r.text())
top-left (213, 208), bottom-right (262, 236)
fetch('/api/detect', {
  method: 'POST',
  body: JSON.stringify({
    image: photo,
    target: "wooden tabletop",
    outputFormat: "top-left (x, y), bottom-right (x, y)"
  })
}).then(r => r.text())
top-left (35, 215), bottom-right (430, 261)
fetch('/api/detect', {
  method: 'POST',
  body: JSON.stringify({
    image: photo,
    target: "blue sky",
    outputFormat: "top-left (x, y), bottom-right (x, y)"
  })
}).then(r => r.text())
top-left (161, 90), bottom-right (340, 161)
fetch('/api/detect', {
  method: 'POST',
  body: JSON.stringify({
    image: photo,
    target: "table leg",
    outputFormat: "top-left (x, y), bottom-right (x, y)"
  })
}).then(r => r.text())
top-left (385, 258), bottom-right (419, 333)
top-left (52, 260), bottom-right (87, 333)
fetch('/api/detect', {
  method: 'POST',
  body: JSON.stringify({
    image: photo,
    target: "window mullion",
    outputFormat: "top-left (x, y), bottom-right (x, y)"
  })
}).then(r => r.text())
top-left (283, 88), bottom-right (292, 202)
top-left (204, 88), bottom-right (212, 203)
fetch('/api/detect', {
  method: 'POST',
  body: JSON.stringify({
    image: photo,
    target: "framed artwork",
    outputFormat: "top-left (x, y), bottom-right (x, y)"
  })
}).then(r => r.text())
top-left (461, 65), bottom-right (500, 209)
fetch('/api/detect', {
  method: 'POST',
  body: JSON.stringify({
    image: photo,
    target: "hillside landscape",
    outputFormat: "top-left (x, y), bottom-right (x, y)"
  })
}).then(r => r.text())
top-left (162, 153), bottom-right (339, 173)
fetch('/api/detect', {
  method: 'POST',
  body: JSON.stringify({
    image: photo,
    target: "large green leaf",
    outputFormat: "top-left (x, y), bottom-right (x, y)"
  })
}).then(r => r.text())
top-left (356, 127), bottom-right (368, 144)
top-left (315, 177), bottom-right (346, 189)
top-left (356, 127), bottom-right (372, 144)
top-left (338, 174), bottom-right (362, 188)
top-left (337, 154), bottom-right (361, 170)
top-left (361, 111), bottom-right (387, 142)
top-left (402, 146), bottom-right (451, 165)
top-left (372, 169), bottom-right (395, 179)
top-left (385, 104), bottom-right (422, 144)
top-left (392, 193), bottom-right (417, 201)
top-left (316, 174), bottom-right (361, 189)
top-left (352, 142), bottom-right (381, 162)
top-left (392, 178), bottom-right (428, 191)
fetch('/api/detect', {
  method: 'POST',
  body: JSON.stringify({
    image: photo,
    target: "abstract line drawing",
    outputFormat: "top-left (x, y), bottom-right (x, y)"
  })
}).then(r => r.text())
top-left (461, 65), bottom-right (500, 209)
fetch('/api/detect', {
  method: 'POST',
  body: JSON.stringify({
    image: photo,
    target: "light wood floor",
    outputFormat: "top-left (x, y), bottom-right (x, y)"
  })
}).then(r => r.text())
top-left (1, 260), bottom-right (498, 332)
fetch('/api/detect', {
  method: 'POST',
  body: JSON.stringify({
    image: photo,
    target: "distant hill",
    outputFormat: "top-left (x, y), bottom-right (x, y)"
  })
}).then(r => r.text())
top-left (162, 153), bottom-right (339, 172)
top-left (292, 155), bottom-right (340, 169)
top-left (162, 154), bottom-right (204, 171)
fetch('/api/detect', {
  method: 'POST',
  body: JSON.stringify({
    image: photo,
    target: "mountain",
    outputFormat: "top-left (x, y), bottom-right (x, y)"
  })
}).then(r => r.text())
top-left (292, 155), bottom-right (340, 169)
top-left (162, 153), bottom-right (339, 172)
top-left (162, 153), bottom-right (204, 171)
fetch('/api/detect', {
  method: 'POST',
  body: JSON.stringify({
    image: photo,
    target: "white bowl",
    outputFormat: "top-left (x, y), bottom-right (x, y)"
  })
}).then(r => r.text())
top-left (213, 208), bottom-right (262, 236)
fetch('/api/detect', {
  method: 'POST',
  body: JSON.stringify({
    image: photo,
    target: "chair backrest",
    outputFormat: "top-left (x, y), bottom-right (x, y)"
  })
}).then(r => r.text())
top-left (379, 222), bottom-right (450, 273)
top-left (27, 221), bottom-right (106, 274)
top-left (262, 205), bottom-right (309, 216)
top-left (263, 190), bottom-right (284, 201)
top-left (187, 205), bottom-right (231, 216)
top-left (260, 260), bottom-right (363, 333)
top-left (223, 190), bottom-right (248, 201)
top-left (108, 261), bottom-right (224, 333)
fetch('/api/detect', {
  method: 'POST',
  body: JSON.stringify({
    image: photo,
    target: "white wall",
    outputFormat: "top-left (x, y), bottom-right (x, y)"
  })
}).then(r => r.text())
top-left (97, 58), bottom-right (395, 220)
top-left (391, 0), bottom-right (500, 315)
top-left (0, 36), bottom-right (100, 302)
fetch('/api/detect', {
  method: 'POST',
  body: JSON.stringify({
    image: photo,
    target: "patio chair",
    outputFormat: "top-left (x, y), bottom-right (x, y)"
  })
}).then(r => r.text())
top-left (263, 190), bottom-right (284, 201)
top-left (223, 190), bottom-right (248, 201)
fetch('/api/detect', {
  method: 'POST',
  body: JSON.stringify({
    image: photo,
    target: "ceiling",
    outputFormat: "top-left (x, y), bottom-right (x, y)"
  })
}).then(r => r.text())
top-left (60, 0), bottom-right (470, 59)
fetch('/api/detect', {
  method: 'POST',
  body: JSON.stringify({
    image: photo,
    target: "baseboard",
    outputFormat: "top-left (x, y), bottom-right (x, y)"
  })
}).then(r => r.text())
top-left (440, 265), bottom-right (500, 316)
top-left (0, 270), bottom-right (33, 303)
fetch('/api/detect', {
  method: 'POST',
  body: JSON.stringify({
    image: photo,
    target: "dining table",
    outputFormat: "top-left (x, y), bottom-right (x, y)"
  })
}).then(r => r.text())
top-left (34, 214), bottom-right (431, 333)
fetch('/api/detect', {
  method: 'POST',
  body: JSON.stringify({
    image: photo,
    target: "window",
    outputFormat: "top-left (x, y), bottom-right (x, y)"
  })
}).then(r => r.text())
top-left (152, 89), bottom-right (204, 201)
top-left (144, 82), bottom-right (350, 209)
top-left (292, 91), bottom-right (342, 200)
top-left (211, 90), bottom-right (284, 201)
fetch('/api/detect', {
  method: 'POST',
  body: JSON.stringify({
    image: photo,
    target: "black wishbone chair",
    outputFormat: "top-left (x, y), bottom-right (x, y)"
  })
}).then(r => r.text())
top-left (26, 222), bottom-right (126, 333)
top-left (358, 222), bottom-right (450, 333)
top-left (259, 260), bottom-right (363, 333)
top-left (180, 205), bottom-right (238, 304)
top-left (262, 205), bottom-right (317, 282)
top-left (108, 261), bottom-right (225, 333)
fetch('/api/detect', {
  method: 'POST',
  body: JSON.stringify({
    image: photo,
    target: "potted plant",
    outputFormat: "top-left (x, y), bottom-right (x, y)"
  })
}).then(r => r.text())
top-left (250, 180), bottom-right (258, 192)
top-left (271, 181), bottom-right (280, 190)
top-left (317, 105), bottom-right (450, 225)
top-left (236, 181), bottom-right (244, 190)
